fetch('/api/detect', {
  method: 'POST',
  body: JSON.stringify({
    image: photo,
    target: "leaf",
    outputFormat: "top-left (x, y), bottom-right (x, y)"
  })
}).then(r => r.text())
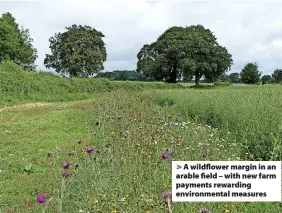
top-left (24, 163), bottom-right (32, 172)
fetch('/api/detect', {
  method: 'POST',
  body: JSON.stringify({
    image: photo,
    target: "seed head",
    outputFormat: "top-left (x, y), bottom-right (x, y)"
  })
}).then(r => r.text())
top-left (198, 208), bottom-right (212, 213)
top-left (63, 171), bottom-right (70, 178)
top-left (160, 189), bottom-right (172, 203)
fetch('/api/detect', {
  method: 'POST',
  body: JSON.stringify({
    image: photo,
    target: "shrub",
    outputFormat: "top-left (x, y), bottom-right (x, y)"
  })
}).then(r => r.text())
top-left (214, 81), bottom-right (231, 87)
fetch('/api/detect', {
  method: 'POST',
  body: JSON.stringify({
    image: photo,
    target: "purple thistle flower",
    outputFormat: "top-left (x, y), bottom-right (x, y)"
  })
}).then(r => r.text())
top-left (162, 152), bottom-right (169, 159)
top-left (86, 147), bottom-right (94, 154)
top-left (160, 189), bottom-right (172, 203)
top-left (77, 140), bottom-right (82, 145)
top-left (62, 161), bottom-right (70, 169)
top-left (203, 151), bottom-right (209, 157)
top-left (95, 122), bottom-right (100, 126)
top-left (63, 171), bottom-right (70, 178)
top-left (37, 194), bottom-right (46, 204)
top-left (68, 152), bottom-right (74, 156)
top-left (47, 152), bottom-right (52, 157)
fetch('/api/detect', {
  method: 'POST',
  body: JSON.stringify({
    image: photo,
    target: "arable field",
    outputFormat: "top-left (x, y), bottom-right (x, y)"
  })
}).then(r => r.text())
top-left (146, 85), bottom-right (282, 161)
top-left (1, 87), bottom-right (281, 212)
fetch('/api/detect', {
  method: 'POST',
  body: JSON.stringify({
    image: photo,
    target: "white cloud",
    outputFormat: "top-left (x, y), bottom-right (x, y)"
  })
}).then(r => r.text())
top-left (0, 0), bottom-right (281, 75)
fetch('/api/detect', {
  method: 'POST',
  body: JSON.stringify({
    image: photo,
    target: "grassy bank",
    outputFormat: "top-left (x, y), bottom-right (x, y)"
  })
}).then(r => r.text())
top-left (146, 86), bottom-right (282, 161)
top-left (1, 90), bottom-right (279, 212)
top-left (0, 61), bottom-right (184, 107)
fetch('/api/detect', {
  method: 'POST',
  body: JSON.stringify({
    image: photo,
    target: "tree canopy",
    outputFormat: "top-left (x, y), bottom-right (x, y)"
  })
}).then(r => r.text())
top-left (96, 70), bottom-right (152, 81)
top-left (229, 72), bottom-right (240, 83)
top-left (44, 24), bottom-right (107, 77)
top-left (136, 25), bottom-right (233, 85)
top-left (271, 69), bottom-right (282, 83)
top-left (261, 75), bottom-right (272, 84)
top-left (219, 73), bottom-right (231, 82)
top-left (0, 12), bottom-right (37, 70)
top-left (240, 63), bottom-right (261, 84)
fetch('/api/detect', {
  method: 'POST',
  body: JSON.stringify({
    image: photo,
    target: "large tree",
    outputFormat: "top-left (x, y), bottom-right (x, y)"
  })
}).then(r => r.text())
top-left (240, 63), bottom-right (261, 84)
top-left (271, 69), bottom-right (282, 83)
top-left (219, 73), bottom-right (231, 82)
top-left (44, 24), bottom-right (107, 77)
top-left (261, 75), bottom-right (272, 84)
top-left (136, 25), bottom-right (233, 85)
top-left (229, 72), bottom-right (240, 83)
top-left (0, 12), bottom-right (37, 70)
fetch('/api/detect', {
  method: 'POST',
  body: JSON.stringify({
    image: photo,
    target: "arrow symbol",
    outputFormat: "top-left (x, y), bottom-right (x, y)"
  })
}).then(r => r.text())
top-left (177, 165), bottom-right (182, 170)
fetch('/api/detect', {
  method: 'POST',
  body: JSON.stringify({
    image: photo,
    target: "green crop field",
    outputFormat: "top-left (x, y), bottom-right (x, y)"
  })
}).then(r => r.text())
top-left (0, 63), bottom-right (281, 213)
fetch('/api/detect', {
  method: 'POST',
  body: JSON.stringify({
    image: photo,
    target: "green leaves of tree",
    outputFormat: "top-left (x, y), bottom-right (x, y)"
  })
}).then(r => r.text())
top-left (44, 24), bottom-right (107, 77)
top-left (240, 62), bottom-right (261, 84)
top-left (272, 69), bottom-right (282, 83)
top-left (0, 12), bottom-right (37, 70)
top-left (136, 24), bottom-right (232, 85)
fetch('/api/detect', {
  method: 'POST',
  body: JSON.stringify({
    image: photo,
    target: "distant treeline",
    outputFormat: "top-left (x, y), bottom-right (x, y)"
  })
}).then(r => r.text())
top-left (96, 70), bottom-right (155, 81)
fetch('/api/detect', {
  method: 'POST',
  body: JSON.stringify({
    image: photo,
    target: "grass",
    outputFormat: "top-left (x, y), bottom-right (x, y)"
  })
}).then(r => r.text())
top-left (145, 85), bottom-right (282, 161)
top-left (1, 90), bottom-right (281, 212)
top-left (0, 61), bottom-right (184, 107)
top-left (1, 62), bottom-right (281, 212)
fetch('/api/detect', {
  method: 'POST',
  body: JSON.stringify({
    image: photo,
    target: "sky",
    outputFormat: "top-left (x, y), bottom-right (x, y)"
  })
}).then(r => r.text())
top-left (0, 0), bottom-right (282, 75)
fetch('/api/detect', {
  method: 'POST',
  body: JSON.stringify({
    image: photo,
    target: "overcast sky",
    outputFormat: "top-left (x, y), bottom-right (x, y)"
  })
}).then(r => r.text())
top-left (0, 0), bottom-right (282, 75)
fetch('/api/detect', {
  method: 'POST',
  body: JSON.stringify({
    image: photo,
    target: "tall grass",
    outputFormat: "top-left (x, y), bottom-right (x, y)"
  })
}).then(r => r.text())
top-left (146, 86), bottom-right (282, 161)
top-left (0, 61), bottom-right (185, 107)
top-left (2, 90), bottom-right (258, 212)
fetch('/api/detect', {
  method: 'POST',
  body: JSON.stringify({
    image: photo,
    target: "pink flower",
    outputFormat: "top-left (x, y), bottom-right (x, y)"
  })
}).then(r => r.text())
top-left (37, 194), bottom-right (46, 203)
top-left (86, 147), bottom-right (94, 153)
top-left (162, 152), bottom-right (169, 159)
top-left (62, 161), bottom-right (70, 169)
top-left (63, 171), bottom-right (70, 178)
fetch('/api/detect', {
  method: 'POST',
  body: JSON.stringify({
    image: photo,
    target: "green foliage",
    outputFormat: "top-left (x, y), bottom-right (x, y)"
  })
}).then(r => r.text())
top-left (240, 63), bottom-right (261, 84)
top-left (24, 163), bottom-right (33, 174)
top-left (136, 25), bottom-right (233, 85)
top-left (44, 24), bottom-right (107, 77)
top-left (148, 86), bottom-right (282, 161)
top-left (0, 61), bottom-right (184, 106)
top-left (229, 72), bottom-right (240, 83)
top-left (261, 75), bottom-right (272, 84)
top-left (96, 70), bottom-right (153, 81)
top-left (0, 12), bottom-right (37, 70)
top-left (213, 81), bottom-right (231, 87)
top-left (218, 73), bottom-right (231, 82)
top-left (2, 91), bottom-right (262, 213)
top-left (271, 69), bottom-right (282, 83)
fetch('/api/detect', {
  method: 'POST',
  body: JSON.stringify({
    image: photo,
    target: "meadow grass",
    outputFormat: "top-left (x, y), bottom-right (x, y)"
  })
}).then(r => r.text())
top-left (1, 90), bottom-right (281, 212)
top-left (0, 61), bottom-right (184, 107)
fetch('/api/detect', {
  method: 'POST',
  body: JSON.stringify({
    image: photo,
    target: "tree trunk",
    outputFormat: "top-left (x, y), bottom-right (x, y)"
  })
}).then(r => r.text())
top-left (195, 72), bottom-right (200, 86)
top-left (166, 64), bottom-right (177, 83)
